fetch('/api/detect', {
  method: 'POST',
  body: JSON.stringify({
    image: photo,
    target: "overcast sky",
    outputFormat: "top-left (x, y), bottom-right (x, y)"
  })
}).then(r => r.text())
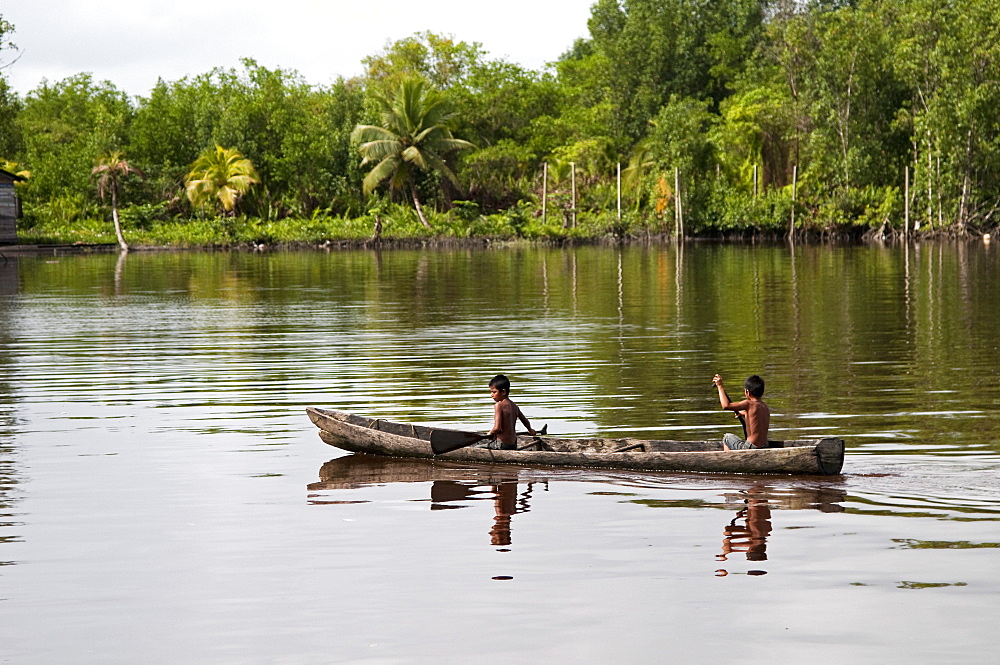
top-left (3, 1), bottom-right (593, 98)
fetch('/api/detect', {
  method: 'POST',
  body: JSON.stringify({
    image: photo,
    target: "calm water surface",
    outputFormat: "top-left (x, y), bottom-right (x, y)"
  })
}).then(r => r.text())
top-left (1, 243), bottom-right (998, 664)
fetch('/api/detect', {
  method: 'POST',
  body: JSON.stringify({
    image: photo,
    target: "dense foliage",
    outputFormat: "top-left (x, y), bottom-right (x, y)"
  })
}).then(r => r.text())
top-left (2, 1), bottom-right (1000, 245)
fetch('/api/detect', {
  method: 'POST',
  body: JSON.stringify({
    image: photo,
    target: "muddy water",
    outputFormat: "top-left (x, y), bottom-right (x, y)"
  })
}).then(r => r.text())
top-left (0, 243), bottom-right (997, 664)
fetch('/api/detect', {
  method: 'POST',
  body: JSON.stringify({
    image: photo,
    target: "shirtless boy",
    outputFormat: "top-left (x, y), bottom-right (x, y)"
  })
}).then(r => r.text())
top-left (487, 375), bottom-right (536, 450)
top-left (712, 374), bottom-right (770, 450)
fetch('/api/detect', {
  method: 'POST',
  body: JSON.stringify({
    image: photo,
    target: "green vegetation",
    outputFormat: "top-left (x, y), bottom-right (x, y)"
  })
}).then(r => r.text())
top-left (351, 78), bottom-right (475, 228)
top-left (3, 1), bottom-right (1000, 247)
top-left (185, 145), bottom-right (259, 215)
top-left (892, 539), bottom-right (1000, 550)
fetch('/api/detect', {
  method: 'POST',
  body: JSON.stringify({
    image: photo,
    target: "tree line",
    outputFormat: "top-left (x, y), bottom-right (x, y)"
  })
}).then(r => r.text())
top-left (1, 0), bottom-right (999, 243)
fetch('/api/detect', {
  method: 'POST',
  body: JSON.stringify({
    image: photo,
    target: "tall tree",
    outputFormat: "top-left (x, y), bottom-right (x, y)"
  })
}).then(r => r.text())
top-left (351, 78), bottom-right (474, 228)
top-left (362, 31), bottom-right (483, 94)
top-left (92, 151), bottom-right (145, 251)
top-left (0, 77), bottom-right (22, 160)
top-left (0, 14), bottom-right (20, 159)
top-left (893, 0), bottom-right (1000, 230)
top-left (184, 145), bottom-right (259, 215)
top-left (17, 74), bottom-right (132, 206)
top-left (584, 0), bottom-right (764, 147)
top-left (0, 13), bottom-right (17, 69)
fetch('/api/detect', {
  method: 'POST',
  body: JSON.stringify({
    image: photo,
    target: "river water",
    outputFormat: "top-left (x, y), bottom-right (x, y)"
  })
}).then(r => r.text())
top-left (1, 242), bottom-right (998, 664)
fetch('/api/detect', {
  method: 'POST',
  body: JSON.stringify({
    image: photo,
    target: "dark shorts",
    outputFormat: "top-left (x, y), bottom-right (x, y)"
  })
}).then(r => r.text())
top-left (480, 439), bottom-right (516, 450)
top-left (723, 433), bottom-right (756, 450)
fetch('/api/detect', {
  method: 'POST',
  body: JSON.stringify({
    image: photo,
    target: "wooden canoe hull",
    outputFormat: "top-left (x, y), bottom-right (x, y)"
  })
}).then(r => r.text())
top-left (306, 407), bottom-right (845, 476)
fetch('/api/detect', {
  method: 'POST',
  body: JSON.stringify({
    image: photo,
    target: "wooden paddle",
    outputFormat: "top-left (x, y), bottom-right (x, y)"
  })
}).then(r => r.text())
top-left (431, 430), bottom-right (490, 455)
top-left (431, 424), bottom-right (548, 455)
top-left (713, 381), bottom-right (748, 440)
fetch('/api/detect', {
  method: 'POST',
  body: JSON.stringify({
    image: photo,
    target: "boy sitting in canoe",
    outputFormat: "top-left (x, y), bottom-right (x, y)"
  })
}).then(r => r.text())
top-left (712, 374), bottom-right (770, 450)
top-left (486, 374), bottom-right (536, 450)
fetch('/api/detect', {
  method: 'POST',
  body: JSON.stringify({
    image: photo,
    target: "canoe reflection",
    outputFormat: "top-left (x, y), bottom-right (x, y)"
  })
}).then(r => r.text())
top-left (309, 455), bottom-right (846, 564)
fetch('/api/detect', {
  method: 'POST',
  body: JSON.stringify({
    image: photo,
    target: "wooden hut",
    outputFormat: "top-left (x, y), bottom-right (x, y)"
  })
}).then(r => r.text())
top-left (0, 168), bottom-right (25, 244)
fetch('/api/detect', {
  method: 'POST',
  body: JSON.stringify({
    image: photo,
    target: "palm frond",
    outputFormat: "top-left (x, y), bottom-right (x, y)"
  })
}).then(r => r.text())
top-left (350, 75), bottom-right (476, 208)
top-left (217, 186), bottom-right (238, 212)
top-left (426, 137), bottom-right (476, 154)
top-left (401, 145), bottom-right (428, 169)
top-left (358, 139), bottom-right (404, 164)
top-left (351, 124), bottom-right (396, 144)
top-left (185, 144), bottom-right (259, 213)
top-left (362, 155), bottom-right (401, 195)
top-left (422, 151), bottom-right (464, 192)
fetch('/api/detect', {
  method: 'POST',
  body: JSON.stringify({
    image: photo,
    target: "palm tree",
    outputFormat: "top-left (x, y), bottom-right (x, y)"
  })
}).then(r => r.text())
top-left (350, 78), bottom-right (474, 228)
top-left (92, 151), bottom-right (145, 251)
top-left (622, 138), bottom-right (656, 213)
top-left (185, 145), bottom-right (259, 216)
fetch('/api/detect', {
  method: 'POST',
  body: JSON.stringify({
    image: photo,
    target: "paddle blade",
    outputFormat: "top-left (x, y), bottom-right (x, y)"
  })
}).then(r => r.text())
top-left (431, 429), bottom-right (488, 455)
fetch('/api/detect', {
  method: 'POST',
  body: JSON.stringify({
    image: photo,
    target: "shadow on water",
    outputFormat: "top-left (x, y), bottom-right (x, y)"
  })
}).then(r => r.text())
top-left (308, 453), bottom-right (855, 572)
top-left (309, 454), bottom-right (542, 548)
top-left (308, 448), bottom-right (1000, 581)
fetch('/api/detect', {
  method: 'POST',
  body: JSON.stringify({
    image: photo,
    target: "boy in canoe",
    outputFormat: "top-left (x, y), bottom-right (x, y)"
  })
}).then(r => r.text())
top-left (486, 374), bottom-right (536, 449)
top-left (712, 374), bottom-right (770, 450)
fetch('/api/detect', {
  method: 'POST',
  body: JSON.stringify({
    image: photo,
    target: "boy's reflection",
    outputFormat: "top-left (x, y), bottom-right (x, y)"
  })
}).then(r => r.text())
top-left (431, 478), bottom-right (533, 546)
top-left (716, 486), bottom-right (772, 576)
top-left (489, 480), bottom-right (518, 545)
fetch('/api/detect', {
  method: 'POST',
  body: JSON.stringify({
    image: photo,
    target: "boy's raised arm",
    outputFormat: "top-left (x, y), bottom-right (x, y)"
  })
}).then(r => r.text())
top-left (713, 374), bottom-right (733, 408)
top-left (713, 374), bottom-right (748, 420)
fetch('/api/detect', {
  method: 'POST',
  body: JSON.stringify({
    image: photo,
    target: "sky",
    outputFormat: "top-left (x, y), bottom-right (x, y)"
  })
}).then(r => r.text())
top-left (2, 1), bottom-right (594, 98)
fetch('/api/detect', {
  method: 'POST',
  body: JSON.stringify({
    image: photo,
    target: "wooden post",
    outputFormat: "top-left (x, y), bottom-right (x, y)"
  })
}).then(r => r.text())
top-left (674, 167), bottom-right (682, 240)
top-left (904, 165), bottom-right (909, 237)
top-left (926, 148), bottom-right (932, 230)
top-left (679, 170), bottom-right (684, 238)
top-left (673, 168), bottom-right (679, 238)
top-left (789, 165), bottom-right (798, 239)
top-left (570, 161), bottom-right (577, 228)
top-left (931, 153), bottom-right (944, 228)
top-left (617, 162), bottom-right (621, 223)
top-left (542, 162), bottom-right (547, 225)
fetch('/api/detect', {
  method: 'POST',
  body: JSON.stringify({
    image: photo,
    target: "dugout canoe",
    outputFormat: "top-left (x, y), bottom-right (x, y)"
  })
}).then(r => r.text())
top-left (306, 407), bottom-right (845, 475)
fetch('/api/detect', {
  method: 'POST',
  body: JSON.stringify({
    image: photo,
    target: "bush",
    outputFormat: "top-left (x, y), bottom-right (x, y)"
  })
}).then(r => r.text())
top-left (120, 202), bottom-right (173, 229)
top-left (22, 193), bottom-right (98, 226)
top-left (812, 186), bottom-right (901, 232)
top-left (701, 184), bottom-right (793, 234)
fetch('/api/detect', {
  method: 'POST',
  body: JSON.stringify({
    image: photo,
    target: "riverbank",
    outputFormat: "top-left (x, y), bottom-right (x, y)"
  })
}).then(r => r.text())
top-left (8, 204), bottom-right (994, 252)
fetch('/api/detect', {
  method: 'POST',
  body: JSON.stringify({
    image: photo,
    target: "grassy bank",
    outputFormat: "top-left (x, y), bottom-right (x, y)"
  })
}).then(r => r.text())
top-left (15, 202), bottom-right (675, 248)
top-left (13, 200), bottom-right (992, 249)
